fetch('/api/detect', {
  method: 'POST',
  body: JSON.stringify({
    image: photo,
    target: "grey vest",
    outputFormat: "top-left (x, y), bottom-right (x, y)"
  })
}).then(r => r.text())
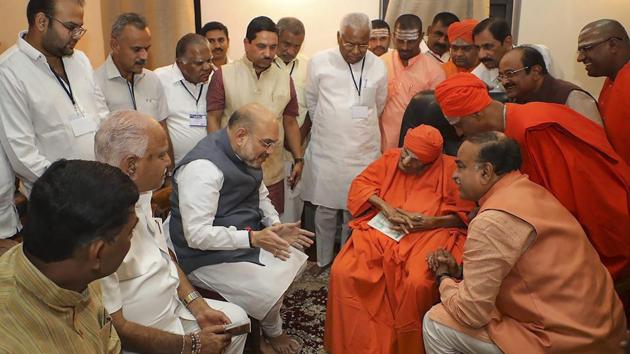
top-left (170, 128), bottom-right (263, 274)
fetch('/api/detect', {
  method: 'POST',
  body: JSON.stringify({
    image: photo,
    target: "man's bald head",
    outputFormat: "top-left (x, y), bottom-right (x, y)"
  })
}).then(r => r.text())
top-left (577, 19), bottom-right (630, 79)
top-left (228, 103), bottom-right (279, 168)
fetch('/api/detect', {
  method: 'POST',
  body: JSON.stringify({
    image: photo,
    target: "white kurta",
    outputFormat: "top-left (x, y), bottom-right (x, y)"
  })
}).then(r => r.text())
top-left (0, 32), bottom-right (109, 194)
top-left (302, 47), bottom-right (387, 210)
top-left (94, 54), bottom-right (169, 121)
top-left (471, 63), bottom-right (505, 92)
top-left (421, 39), bottom-right (450, 64)
top-left (155, 64), bottom-right (209, 164)
top-left (175, 160), bottom-right (308, 320)
top-left (0, 147), bottom-right (20, 239)
top-left (100, 192), bottom-right (247, 354)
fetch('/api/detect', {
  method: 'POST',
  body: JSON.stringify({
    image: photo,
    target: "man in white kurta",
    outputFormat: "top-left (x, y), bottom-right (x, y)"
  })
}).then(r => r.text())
top-left (0, 2), bottom-right (108, 196)
top-left (421, 12), bottom-right (461, 64)
top-left (276, 17), bottom-right (310, 224)
top-left (0, 147), bottom-right (20, 239)
top-left (302, 13), bottom-right (388, 269)
top-left (94, 13), bottom-right (169, 122)
top-left (156, 34), bottom-right (213, 164)
top-left (96, 111), bottom-right (247, 354)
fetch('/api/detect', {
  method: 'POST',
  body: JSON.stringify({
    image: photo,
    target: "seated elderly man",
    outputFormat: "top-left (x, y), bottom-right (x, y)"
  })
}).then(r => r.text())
top-left (499, 46), bottom-right (602, 125)
top-left (169, 103), bottom-right (314, 354)
top-left (95, 111), bottom-right (248, 354)
top-left (325, 125), bottom-right (475, 354)
top-left (0, 159), bottom-right (139, 353)
top-left (423, 132), bottom-right (627, 354)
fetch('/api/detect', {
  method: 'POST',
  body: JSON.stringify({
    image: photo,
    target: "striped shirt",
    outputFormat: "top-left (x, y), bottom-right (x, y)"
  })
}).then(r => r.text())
top-left (0, 244), bottom-right (121, 353)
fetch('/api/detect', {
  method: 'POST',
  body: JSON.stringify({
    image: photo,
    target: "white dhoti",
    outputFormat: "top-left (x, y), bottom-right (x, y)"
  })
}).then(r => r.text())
top-left (280, 161), bottom-right (305, 224)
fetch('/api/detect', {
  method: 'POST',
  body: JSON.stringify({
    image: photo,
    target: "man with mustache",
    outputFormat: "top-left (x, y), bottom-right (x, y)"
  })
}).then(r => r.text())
top-left (470, 17), bottom-right (512, 92)
top-left (499, 46), bottom-right (602, 126)
top-left (368, 19), bottom-right (391, 57)
top-left (156, 34), bottom-right (214, 164)
top-left (200, 21), bottom-right (231, 71)
top-left (421, 12), bottom-right (460, 64)
top-left (380, 14), bottom-right (445, 151)
top-left (302, 12), bottom-right (388, 274)
top-left (0, 0), bottom-right (108, 196)
top-left (170, 103), bottom-right (314, 354)
top-left (442, 19), bottom-right (479, 78)
top-left (95, 13), bottom-right (170, 152)
top-left (578, 19), bottom-right (630, 165)
top-left (206, 16), bottom-right (304, 216)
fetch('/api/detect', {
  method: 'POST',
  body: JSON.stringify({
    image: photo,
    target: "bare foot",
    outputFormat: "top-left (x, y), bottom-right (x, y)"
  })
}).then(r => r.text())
top-left (266, 332), bottom-right (301, 354)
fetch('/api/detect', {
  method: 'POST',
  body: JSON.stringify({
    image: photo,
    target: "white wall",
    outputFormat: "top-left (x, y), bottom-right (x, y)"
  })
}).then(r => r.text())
top-left (516, 0), bottom-right (630, 97)
top-left (200, 0), bottom-right (380, 59)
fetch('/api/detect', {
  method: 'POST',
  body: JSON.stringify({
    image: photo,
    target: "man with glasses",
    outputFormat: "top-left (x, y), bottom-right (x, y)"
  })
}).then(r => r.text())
top-left (578, 19), bottom-right (630, 165)
top-left (498, 46), bottom-right (602, 125)
top-left (206, 16), bottom-right (303, 216)
top-left (0, 0), bottom-right (108, 196)
top-left (302, 12), bottom-right (387, 273)
top-left (434, 73), bottom-right (630, 302)
top-left (441, 19), bottom-right (479, 78)
top-left (380, 14), bottom-right (445, 151)
top-left (170, 103), bottom-right (314, 354)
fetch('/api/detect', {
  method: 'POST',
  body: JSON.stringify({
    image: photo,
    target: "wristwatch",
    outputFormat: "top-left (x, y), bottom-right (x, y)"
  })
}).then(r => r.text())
top-left (182, 290), bottom-right (202, 307)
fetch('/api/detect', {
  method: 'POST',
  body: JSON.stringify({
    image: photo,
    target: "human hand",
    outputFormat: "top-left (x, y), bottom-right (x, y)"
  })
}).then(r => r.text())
top-left (427, 248), bottom-right (460, 277)
top-left (191, 303), bottom-right (230, 330)
top-left (251, 228), bottom-right (291, 260)
top-left (396, 209), bottom-right (436, 232)
top-left (268, 222), bottom-right (314, 250)
top-left (197, 325), bottom-right (231, 354)
top-left (287, 161), bottom-right (303, 189)
top-left (381, 205), bottom-right (412, 233)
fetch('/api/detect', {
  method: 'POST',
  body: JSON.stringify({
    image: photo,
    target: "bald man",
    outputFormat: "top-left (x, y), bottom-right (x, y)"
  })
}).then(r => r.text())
top-left (578, 19), bottom-right (630, 165)
top-left (169, 103), bottom-right (313, 353)
top-left (442, 19), bottom-right (479, 78)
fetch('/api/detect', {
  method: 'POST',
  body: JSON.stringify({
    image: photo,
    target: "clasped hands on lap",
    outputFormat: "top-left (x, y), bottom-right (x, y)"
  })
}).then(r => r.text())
top-left (250, 221), bottom-right (314, 260)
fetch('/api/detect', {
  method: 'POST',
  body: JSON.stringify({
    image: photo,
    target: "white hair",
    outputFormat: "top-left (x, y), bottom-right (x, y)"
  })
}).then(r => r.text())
top-left (339, 13), bottom-right (371, 32)
top-left (95, 110), bottom-right (151, 166)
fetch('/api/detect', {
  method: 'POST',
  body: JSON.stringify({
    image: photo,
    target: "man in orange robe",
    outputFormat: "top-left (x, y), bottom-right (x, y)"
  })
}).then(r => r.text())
top-left (442, 19), bottom-right (479, 78)
top-left (325, 125), bottom-right (475, 354)
top-left (577, 19), bottom-right (630, 164)
top-left (434, 73), bottom-right (630, 313)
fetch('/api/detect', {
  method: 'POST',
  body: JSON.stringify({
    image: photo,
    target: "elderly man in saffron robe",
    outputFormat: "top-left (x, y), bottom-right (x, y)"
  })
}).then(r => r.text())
top-left (325, 125), bottom-right (475, 354)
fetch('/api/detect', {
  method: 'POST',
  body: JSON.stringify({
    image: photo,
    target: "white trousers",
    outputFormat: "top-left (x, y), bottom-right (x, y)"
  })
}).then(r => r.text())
top-left (313, 205), bottom-right (351, 267)
top-left (280, 161), bottom-right (304, 224)
top-left (422, 315), bottom-right (504, 354)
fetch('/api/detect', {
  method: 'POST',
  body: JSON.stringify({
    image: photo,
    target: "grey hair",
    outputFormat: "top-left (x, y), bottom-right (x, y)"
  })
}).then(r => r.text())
top-left (339, 13), bottom-right (371, 32)
top-left (277, 17), bottom-right (305, 36)
top-left (111, 12), bottom-right (147, 39)
top-left (95, 111), bottom-right (151, 166)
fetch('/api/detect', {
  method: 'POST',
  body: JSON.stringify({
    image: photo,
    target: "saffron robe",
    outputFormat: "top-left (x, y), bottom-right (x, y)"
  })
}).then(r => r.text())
top-left (441, 60), bottom-right (474, 79)
top-left (324, 149), bottom-right (474, 354)
top-left (504, 102), bottom-right (630, 281)
top-left (598, 61), bottom-right (630, 165)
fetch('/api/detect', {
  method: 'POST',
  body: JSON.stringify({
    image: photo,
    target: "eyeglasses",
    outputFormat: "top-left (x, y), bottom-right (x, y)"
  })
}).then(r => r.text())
top-left (248, 130), bottom-right (277, 151)
top-left (47, 15), bottom-right (87, 39)
top-left (496, 66), bottom-right (531, 82)
top-left (340, 36), bottom-right (369, 51)
top-left (445, 116), bottom-right (461, 126)
top-left (577, 36), bottom-right (622, 55)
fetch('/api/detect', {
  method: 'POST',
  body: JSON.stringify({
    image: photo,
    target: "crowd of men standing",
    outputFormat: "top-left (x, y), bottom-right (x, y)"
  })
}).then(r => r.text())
top-left (0, 0), bottom-right (629, 353)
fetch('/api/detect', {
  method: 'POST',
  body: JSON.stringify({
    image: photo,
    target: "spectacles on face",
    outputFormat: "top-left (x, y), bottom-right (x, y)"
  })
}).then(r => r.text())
top-left (576, 36), bottom-right (622, 55)
top-left (445, 116), bottom-right (461, 126)
top-left (340, 35), bottom-right (369, 51)
top-left (47, 15), bottom-right (87, 39)
top-left (496, 66), bottom-right (531, 82)
top-left (248, 130), bottom-right (278, 151)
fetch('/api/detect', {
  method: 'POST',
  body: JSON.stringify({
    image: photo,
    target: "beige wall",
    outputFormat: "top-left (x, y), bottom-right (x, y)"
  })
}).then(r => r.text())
top-left (516, 0), bottom-right (630, 97)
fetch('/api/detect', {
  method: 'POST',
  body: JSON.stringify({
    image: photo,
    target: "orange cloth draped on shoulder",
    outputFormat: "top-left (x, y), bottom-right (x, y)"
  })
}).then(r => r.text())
top-left (324, 148), bottom-right (475, 354)
top-left (598, 61), bottom-right (630, 165)
top-left (441, 60), bottom-right (473, 78)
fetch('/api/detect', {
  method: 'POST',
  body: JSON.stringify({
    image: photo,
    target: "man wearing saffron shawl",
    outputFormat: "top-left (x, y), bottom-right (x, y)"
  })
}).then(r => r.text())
top-left (324, 125), bottom-right (475, 354)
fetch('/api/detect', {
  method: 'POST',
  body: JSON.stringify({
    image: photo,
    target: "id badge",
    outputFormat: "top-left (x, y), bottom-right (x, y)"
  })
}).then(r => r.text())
top-left (189, 113), bottom-right (207, 127)
top-left (69, 104), bottom-right (95, 136)
top-left (351, 105), bottom-right (369, 119)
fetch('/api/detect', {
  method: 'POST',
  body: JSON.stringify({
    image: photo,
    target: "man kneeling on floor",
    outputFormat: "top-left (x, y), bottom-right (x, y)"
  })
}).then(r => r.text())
top-left (169, 103), bottom-right (314, 354)
top-left (95, 111), bottom-right (248, 354)
top-left (424, 132), bottom-right (627, 354)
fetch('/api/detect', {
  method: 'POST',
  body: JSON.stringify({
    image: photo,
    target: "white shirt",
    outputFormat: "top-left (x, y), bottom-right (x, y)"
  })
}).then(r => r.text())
top-left (302, 47), bottom-right (387, 209)
top-left (421, 39), bottom-right (450, 64)
top-left (101, 192), bottom-right (192, 334)
top-left (155, 64), bottom-right (208, 164)
top-left (0, 32), bottom-right (108, 194)
top-left (0, 147), bottom-right (20, 239)
top-left (471, 63), bottom-right (505, 92)
top-left (95, 54), bottom-right (169, 121)
top-left (175, 159), bottom-right (280, 251)
top-left (278, 53), bottom-right (309, 161)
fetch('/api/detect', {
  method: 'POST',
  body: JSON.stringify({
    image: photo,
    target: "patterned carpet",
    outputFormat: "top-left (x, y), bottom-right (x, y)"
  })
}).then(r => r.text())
top-left (281, 262), bottom-right (331, 354)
